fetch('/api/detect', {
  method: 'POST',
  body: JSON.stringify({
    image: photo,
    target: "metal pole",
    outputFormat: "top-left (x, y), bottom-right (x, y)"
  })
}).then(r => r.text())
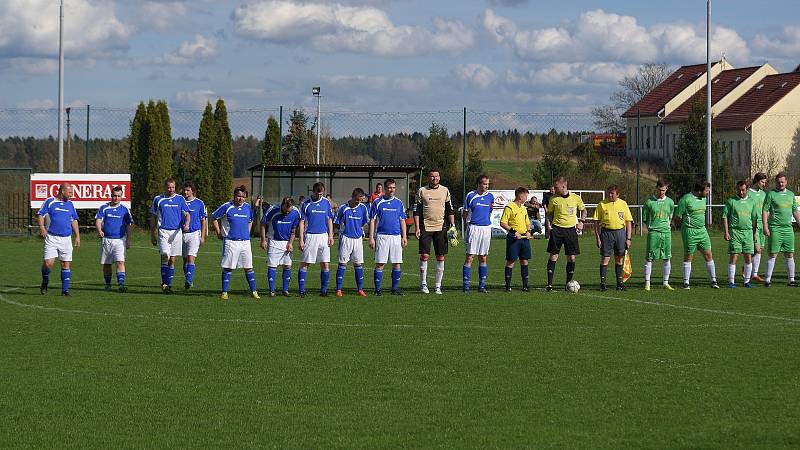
top-left (316, 95), bottom-right (321, 164)
top-left (462, 107), bottom-right (467, 212)
top-left (85, 104), bottom-right (90, 173)
top-left (66, 107), bottom-right (71, 169)
top-left (706, 0), bottom-right (713, 224)
top-left (57, 0), bottom-right (65, 173)
top-left (279, 106), bottom-right (283, 161)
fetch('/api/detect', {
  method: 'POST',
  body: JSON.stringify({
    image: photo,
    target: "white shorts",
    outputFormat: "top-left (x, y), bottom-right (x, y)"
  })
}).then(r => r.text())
top-left (338, 236), bottom-right (364, 265)
top-left (267, 239), bottom-right (293, 267)
top-left (466, 224), bottom-right (491, 256)
top-left (100, 237), bottom-right (126, 264)
top-left (221, 239), bottom-right (253, 269)
top-left (375, 234), bottom-right (403, 264)
top-left (43, 234), bottom-right (73, 262)
top-left (158, 228), bottom-right (183, 257)
top-left (302, 233), bottom-right (330, 264)
top-left (182, 230), bottom-right (201, 257)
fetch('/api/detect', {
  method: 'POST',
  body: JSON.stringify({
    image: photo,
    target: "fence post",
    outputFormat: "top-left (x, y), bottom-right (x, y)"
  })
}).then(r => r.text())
top-left (85, 105), bottom-right (90, 173)
top-left (279, 106), bottom-right (283, 162)
top-left (462, 107), bottom-right (467, 212)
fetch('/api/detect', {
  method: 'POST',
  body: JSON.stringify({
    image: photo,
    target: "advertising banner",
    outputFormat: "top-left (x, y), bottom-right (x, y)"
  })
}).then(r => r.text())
top-left (30, 173), bottom-right (131, 209)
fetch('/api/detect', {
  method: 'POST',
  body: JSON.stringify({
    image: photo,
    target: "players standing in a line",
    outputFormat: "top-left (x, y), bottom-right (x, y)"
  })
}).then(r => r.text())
top-left (212, 186), bottom-right (259, 300)
top-left (747, 173), bottom-right (768, 282)
top-left (593, 185), bottom-right (633, 291)
top-left (181, 181), bottom-right (207, 290)
top-left (545, 178), bottom-right (586, 292)
top-left (761, 172), bottom-right (800, 287)
top-left (642, 180), bottom-right (676, 291)
top-left (722, 180), bottom-right (759, 288)
top-left (150, 179), bottom-right (190, 294)
top-left (260, 197), bottom-right (300, 297)
top-left (462, 175), bottom-right (494, 293)
top-left (38, 183), bottom-right (81, 296)
top-left (500, 187), bottom-right (533, 292)
top-left (334, 188), bottom-right (370, 297)
top-left (674, 181), bottom-right (719, 289)
top-left (414, 169), bottom-right (456, 295)
top-left (95, 186), bottom-right (132, 292)
top-left (369, 178), bottom-right (408, 295)
top-left (298, 182), bottom-right (335, 297)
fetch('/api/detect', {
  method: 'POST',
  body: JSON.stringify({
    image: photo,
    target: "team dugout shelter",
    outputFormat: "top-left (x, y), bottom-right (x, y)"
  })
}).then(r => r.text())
top-left (247, 164), bottom-right (422, 209)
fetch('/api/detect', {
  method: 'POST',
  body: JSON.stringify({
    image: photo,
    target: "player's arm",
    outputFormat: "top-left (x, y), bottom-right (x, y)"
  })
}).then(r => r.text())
top-left (400, 215), bottom-right (408, 247)
top-left (95, 217), bottom-right (104, 238)
top-left (625, 218), bottom-right (633, 249)
top-left (594, 212), bottom-right (602, 248)
top-left (722, 204), bottom-right (731, 241)
top-left (298, 219), bottom-right (305, 251)
top-left (499, 206), bottom-right (517, 238)
top-left (199, 217), bottom-right (207, 245)
top-left (212, 218), bottom-right (222, 239)
top-left (368, 217), bottom-right (376, 249)
top-left (413, 195), bottom-right (422, 238)
top-left (150, 214), bottom-right (158, 246)
top-left (762, 210), bottom-right (770, 236)
top-left (576, 199), bottom-right (587, 232)
top-left (37, 214), bottom-right (47, 238)
top-left (545, 204), bottom-right (554, 232)
top-left (72, 219), bottom-right (81, 248)
top-left (260, 218), bottom-right (268, 250)
top-left (182, 210), bottom-right (191, 232)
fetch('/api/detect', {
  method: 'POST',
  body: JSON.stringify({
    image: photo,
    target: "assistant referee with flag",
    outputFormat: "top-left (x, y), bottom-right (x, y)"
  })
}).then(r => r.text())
top-left (592, 184), bottom-right (633, 291)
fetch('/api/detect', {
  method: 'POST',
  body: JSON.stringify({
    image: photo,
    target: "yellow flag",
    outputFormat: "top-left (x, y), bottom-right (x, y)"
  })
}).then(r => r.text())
top-left (622, 251), bottom-right (633, 282)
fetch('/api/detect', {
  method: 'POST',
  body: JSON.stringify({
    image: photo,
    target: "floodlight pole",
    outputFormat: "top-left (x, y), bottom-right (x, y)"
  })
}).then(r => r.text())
top-left (57, 0), bottom-right (65, 173)
top-left (313, 87), bottom-right (321, 181)
top-left (706, 0), bottom-right (713, 224)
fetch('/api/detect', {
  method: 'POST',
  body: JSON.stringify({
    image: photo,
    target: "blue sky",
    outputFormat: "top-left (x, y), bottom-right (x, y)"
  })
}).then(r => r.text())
top-left (1, 0), bottom-right (799, 113)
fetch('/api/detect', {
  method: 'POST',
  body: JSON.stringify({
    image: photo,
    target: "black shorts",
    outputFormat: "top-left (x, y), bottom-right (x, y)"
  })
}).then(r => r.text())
top-left (600, 228), bottom-right (627, 257)
top-left (419, 230), bottom-right (448, 256)
top-left (506, 233), bottom-right (532, 262)
top-left (547, 226), bottom-right (580, 255)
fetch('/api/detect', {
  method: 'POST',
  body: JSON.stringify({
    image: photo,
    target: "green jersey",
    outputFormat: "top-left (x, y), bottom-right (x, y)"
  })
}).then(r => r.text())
top-left (723, 196), bottom-right (757, 231)
top-left (748, 188), bottom-right (767, 229)
top-left (763, 189), bottom-right (798, 228)
top-left (675, 193), bottom-right (707, 229)
top-left (643, 196), bottom-right (675, 232)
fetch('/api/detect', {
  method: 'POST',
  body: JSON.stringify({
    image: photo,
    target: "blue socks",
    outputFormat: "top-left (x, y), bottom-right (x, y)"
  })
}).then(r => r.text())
top-left (463, 265), bottom-right (471, 290)
top-left (161, 264), bottom-right (168, 285)
top-left (298, 268), bottom-right (307, 293)
top-left (479, 264), bottom-right (488, 289)
top-left (268, 267), bottom-right (277, 293)
top-left (185, 263), bottom-right (195, 285)
top-left (41, 266), bottom-right (51, 285)
top-left (321, 270), bottom-right (330, 293)
top-left (374, 269), bottom-right (383, 291)
top-left (336, 265), bottom-right (346, 291)
top-left (246, 270), bottom-right (257, 292)
top-left (167, 266), bottom-right (175, 287)
top-left (354, 266), bottom-right (364, 291)
top-left (521, 265), bottom-right (529, 289)
top-left (117, 272), bottom-right (125, 287)
top-left (221, 270), bottom-right (232, 293)
top-left (282, 267), bottom-right (291, 293)
top-left (61, 269), bottom-right (71, 293)
top-left (391, 268), bottom-right (401, 291)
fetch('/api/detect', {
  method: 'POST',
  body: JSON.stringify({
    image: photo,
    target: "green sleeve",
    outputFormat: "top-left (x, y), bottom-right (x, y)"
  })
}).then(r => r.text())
top-left (642, 200), bottom-right (651, 223)
top-left (722, 200), bottom-right (730, 220)
top-left (674, 196), bottom-right (685, 219)
top-left (762, 192), bottom-right (772, 213)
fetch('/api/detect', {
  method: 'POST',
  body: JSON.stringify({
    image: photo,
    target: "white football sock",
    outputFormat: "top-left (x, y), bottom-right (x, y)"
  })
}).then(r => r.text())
top-left (644, 261), bottom-right (652, 283)
top-left (435, 261), bottom-right (445, 288)
top-left (752, 253), bottom-right (762, 277)
top-left (419, 259), bottom-right (428, 287)
top-left (743, 263), bottom-right (752, 283)
top-left (786, 257), bottom-right (795, 282)
top-left (765, 257), bottom-right (777, 283)
top-left (727, 264), bottom-right (736, 284)
top-left (683, 262), bottom-right (691, 284)
top-left (705, 260), bottom-right (717, 282)
top-left (663, 260), bottom-right (672, 284)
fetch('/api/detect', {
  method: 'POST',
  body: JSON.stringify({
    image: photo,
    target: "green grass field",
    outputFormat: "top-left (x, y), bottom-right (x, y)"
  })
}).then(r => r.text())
top-left (2, 231), bottom-right (800, 448)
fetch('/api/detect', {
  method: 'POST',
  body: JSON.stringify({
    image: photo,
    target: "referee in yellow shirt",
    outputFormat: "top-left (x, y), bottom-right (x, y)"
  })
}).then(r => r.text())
top-left (592, 185), bottom-right (633, 291)
top-left (500, 187), bottom-right (533, 292)
top-left (545, 177), bottom-right (586, 291)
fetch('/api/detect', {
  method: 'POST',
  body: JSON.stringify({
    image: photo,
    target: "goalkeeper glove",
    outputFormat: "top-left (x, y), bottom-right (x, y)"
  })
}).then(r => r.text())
top-left (447, 225), bottom-right (459, 247)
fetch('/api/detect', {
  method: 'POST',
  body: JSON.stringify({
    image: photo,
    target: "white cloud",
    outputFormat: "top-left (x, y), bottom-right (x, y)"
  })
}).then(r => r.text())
top-left (155, 35), bottom-right (217, 65)
top-left (139, 2), bottom-right (191, 32)
top-left (505, 62), bottom-right (638, 86)
top-left (454, 63), bottom-right (496, 89)
top-left (326, 74), bottom-right (430, 91)
top-left (753, 26), bottom-right (800, 58)
top-left (16, 99), bottom-right (56, 109)
top-left (174, 90), bottom-right (218, 109)
top-left (482, 8), bottom-right (750, 65)
top-left (234, 1), bottom-right (474, 56)
top-left (0, 0), bottom-right (133, 59)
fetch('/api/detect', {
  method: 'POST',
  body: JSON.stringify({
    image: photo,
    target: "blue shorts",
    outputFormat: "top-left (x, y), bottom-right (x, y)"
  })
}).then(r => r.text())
top-left (506, 233), bottom-right (532, 262)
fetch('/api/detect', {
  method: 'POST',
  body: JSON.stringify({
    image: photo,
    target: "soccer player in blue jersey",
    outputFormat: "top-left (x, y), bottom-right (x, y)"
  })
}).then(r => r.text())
top-left (369, 178), bottom-right (408, 295)
top-left (38, 182), bottom-right (81, 296)
top-left (181, 181), bottom-right (207, 290)
top-left (260, 197), bottom-right (300, 297)
top-left (462, 175), bottom-right (495, 293)
top-left (334, 188), bottom-right (370, 297)
top-left (95, 186), bottom-right (133, 292)
top-left (298, 182), bottom-right (335, 297)
top-left (212, 185), bottom-right (259, 300)
top-left (150, 179), bottom-right (190, 294)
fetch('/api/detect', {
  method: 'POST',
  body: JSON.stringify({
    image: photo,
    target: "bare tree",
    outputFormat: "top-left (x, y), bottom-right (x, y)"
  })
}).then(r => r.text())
top-left (750, 139), bottom-right (784, 179)
top-left (592, 62), bottom-right (672, 133)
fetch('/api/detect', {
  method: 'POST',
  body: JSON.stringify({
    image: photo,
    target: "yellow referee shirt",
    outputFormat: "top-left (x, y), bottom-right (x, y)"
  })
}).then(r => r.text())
top-left (500, 202), bottom-right (529, 234)
top-left (547, 193), bottom-right (586, 228)
top-left (592, 198), bottom-right (633, 230)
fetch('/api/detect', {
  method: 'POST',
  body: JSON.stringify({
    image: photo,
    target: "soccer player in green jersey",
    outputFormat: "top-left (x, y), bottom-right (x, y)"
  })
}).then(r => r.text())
top-left (642, 180), bottom-right (675, 290)
top-left (674, 181), bottom-right (719, 289)
top-left (762, 173), bottom-right (800, 287)
top-left (723, 180), bottom-right (759, 288)
top-left (747, 173), bottom-right (768, 282)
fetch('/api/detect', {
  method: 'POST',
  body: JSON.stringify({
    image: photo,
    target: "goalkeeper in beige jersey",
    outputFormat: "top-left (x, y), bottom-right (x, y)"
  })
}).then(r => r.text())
top-left (414, 169), bottom-right (457, 294)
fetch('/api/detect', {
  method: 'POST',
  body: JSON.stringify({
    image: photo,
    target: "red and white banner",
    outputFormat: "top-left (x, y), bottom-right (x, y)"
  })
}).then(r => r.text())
top-left (30, 173), bottom-right (131, 209)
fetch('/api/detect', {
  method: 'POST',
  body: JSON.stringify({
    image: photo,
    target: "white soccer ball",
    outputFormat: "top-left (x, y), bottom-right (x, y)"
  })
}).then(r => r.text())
top-left (566, 280), bottom-right (580, 293)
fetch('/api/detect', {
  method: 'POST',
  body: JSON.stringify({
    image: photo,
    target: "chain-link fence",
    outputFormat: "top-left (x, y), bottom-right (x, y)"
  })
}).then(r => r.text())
top-left (0, 168), bottom-right (32, 235)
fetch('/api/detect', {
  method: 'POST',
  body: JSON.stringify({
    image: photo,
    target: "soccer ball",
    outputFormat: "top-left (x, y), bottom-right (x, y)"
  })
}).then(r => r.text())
top-left (566, 280), bottom-right (580, 293)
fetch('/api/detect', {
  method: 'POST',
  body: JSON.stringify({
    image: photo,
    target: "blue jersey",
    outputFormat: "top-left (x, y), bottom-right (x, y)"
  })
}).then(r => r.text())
top-left (38, 197), bottom-right (78, 237)
top-left (370, 196), bottom-right (406, 236)
top-left (152, 194), bottom-right (189, 230)
top-left (335, 202), bottom-right (369, 239)
top-left (212, 202), bottom-right (253, 241)
top-left (95, 203), bottom-right (133, 239)
top-left (300, 197), bottom-right (334, 234)
top-left (262, 205), bottom-right (300, 241)
top-left (465, 191), bottom-right (495, 226)
top-left (183, 198), bottom-right (207, 233)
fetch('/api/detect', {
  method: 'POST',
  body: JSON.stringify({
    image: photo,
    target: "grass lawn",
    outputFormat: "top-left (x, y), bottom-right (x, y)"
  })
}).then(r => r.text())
top-left (1, 231), bottom-right (799, 448)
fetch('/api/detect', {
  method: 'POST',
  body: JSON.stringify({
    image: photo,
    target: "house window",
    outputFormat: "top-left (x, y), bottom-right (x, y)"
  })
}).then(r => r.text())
top-left (737, 141), bottom-right (742, 166)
